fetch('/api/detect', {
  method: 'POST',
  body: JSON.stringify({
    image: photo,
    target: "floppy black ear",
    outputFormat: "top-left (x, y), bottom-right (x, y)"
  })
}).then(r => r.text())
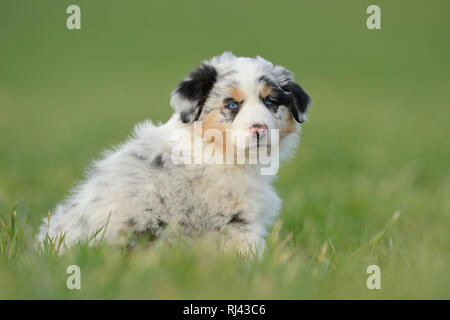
top-left (282, 81), bottom-right (311, 123)
top-left (170, 64), bottom-right (218, 123)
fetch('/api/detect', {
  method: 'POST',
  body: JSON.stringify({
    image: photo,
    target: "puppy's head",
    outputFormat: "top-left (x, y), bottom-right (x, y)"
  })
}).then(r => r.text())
top-left (170, 52), bottom-right (311, 150)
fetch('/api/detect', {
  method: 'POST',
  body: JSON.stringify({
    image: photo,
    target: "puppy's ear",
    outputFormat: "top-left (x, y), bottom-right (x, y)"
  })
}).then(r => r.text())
top-left (282, 81), bottom-right (311, 123)
top-left (170, 64), bottom-right (218, 123)
top-left (273, 66), bottom-right (311, 123)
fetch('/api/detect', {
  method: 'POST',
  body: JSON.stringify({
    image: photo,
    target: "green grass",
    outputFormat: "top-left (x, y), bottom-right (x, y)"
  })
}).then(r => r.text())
top-left (0, 0), bottom-right (449, 299)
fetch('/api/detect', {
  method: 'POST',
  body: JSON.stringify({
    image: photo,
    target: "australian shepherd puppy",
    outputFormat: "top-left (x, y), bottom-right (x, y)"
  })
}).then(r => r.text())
top-left (37, 52), bottom-right (311, 256)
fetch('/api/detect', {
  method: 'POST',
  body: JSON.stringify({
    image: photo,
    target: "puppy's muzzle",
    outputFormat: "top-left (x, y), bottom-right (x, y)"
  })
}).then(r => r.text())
top-left (250, 122), bottom-right (268, 145)
top-left (250, 122), bottom-right (267, 135)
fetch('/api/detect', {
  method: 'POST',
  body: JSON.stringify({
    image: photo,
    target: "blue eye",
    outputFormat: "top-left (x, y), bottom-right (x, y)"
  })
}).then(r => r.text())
top-left (227, 102), bottom-right (239, 109)
top-left (264, 98), bottom-right (274, 106)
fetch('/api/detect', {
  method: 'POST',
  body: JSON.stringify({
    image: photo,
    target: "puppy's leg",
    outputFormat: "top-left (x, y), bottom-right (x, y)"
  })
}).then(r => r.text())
top-left (221, 227), bottom-right (266, 258)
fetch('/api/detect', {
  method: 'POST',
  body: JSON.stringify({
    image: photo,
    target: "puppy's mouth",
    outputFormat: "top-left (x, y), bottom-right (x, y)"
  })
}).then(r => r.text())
top-left (252, 131), bottom-right (269, 148)
top-left (248, 123), bottom-right (269, 148)
top-left (255, 132), bottom-right (262, 146)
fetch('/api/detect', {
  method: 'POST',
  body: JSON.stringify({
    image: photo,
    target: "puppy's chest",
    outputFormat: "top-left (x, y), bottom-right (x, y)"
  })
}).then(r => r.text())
top-left (175, 166), bottom-right (269, 231)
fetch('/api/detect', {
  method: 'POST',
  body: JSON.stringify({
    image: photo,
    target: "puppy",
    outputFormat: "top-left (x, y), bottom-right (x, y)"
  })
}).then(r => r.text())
top-left (37, 52), bottom-right (311, 256)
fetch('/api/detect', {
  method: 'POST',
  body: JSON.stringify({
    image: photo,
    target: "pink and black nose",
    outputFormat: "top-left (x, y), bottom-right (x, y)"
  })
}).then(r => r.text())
top-left (250, 122), bottom-right (268, 135)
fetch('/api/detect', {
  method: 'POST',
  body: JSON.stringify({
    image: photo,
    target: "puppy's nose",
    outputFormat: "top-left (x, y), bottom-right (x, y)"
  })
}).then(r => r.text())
top-left (250, 122), bottom-right (268, 134)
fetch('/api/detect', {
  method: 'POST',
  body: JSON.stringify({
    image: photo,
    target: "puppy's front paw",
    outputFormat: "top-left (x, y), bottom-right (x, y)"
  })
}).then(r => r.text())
top-left (222, 233), bottom-right (265, 258)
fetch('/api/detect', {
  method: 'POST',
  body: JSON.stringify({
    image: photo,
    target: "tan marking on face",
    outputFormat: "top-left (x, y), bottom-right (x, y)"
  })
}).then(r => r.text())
top-left (232, 201), bottom-right (243, 211)
top-left (260, 84), bottom-right (272, 99)
top-left (280, 108), bottom-right (297, 138)
top-left (201, 109), bottom-right (229, 155)
top-left (230, 87), bottom-right (244, 103)
top-left (202, 110), bottom-right (227, 137)
top-left (201, 108), bottom-right (249, 163)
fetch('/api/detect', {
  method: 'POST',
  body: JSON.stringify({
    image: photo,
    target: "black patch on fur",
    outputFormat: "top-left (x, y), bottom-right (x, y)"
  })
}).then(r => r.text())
top-left (184, 206), bottom-right (194, 215)
top-left (282, 82), bottom-right (311, 123)
top-left (228, 211), bottom-right (246, 224)
top-left (151, 154), bottom-right (164, 168)
top-left (157, 218), bottom-right (167, 229)
top-left (178, 65), bottom-right (217, 103)
top-left (131, 152), bottom-right (147, 161)
top-left (175, 64), bottom-right (218, 123)
top-left (223, 97), bottom-right (243, 105)
top-left (220, 109), bottom-right (238, 122)
top-left (180, 110), bottom-right (193, 123)
top-left (132, 218), bottom-right (167, 240)
top-left (133, 229), bottom-right (158, 242)
top-left (258, 76), bottom-right (291, 113)
top-left (259, 75), bottom-right (311, 123)
top-left (128, 218), bottom-right (137, 227)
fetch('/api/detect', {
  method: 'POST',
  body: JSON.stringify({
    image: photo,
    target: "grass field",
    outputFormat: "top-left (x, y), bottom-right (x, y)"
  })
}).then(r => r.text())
top-left (0, 0), bottom-right (449, 299)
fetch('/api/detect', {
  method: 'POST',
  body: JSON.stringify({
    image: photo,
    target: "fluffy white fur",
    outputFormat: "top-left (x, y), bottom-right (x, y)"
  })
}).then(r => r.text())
top-left (37, 52), bottom-right (310, 256)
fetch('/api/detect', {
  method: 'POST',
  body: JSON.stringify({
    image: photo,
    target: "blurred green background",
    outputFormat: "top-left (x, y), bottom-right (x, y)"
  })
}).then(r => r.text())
top-left (0, 0), bottom-right (449, 299)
